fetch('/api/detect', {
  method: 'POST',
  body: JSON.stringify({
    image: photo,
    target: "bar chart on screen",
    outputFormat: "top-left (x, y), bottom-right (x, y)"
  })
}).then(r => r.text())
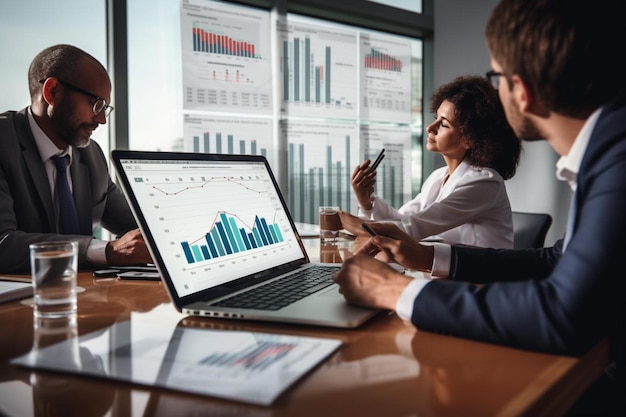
top-left (122, 160), bottom-right (302, 291)
top-left (180, 211), bottom-right (285, 265)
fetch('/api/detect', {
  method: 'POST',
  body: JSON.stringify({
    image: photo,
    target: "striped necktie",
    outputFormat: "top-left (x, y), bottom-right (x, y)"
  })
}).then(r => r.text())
top-left (51, 155), bottom-right (80, 234)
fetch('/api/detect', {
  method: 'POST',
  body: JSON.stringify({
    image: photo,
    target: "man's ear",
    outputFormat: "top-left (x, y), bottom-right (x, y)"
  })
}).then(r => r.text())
top-left (510, 74), bottom-right (549, 117)
top-left (40, 78), bottom-right (61, 106)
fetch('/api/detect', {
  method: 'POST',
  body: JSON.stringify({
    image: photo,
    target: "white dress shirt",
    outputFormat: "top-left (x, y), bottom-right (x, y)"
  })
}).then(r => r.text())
top-left (359, 160), bottom-right (514, 248)
top-left (394, 107), bottom-right (603, 322)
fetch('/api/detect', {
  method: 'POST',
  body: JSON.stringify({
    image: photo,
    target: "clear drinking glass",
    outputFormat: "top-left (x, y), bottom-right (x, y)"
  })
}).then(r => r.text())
top-left (29, 241), bottom-right (78, 319)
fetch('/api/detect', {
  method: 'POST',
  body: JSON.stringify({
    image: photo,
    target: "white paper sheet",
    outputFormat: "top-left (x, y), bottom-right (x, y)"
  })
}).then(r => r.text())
top-left (11, 320), bottom-right (341, 405)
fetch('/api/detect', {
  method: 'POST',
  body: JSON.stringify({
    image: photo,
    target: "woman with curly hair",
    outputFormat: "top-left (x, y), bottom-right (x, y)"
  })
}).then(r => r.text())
top-left (347, 75), bottom-right (521, 248)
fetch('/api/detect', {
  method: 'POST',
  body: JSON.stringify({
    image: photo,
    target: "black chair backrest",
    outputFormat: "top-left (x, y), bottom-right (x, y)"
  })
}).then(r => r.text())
top-left (512, 211), bottom-right (553, 249)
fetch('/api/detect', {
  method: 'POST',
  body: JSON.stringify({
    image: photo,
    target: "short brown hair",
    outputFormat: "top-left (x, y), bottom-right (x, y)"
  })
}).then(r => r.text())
top-left (486, 0), bottom-right (626, 118)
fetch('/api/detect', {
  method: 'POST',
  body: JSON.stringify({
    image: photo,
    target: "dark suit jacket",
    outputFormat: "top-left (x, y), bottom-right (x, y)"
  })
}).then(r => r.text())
top-left (0, 108), bottom-right (137, 273)
top-left (412, 91), bottom-right (626, 366)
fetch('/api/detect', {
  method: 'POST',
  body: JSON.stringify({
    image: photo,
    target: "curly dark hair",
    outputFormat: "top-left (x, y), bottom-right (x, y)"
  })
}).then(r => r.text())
top-left (430, 75), bottom-right (521, 180)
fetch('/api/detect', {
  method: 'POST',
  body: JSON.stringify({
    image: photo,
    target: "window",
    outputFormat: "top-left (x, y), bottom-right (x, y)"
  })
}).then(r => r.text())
top-left (0, 0), bottom-right (108, 155)
top-left (127, 0), bottom-right (427, 224)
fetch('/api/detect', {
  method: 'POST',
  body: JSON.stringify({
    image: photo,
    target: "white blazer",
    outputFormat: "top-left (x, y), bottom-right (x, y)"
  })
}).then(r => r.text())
top-left (359, 160), bottom-right (514, 248)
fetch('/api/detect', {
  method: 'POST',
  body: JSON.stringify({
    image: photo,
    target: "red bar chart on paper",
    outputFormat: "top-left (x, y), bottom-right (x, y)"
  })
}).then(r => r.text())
top-left (360, 33), bottom-right (412, 124)
top-left (181, 0), bottom-right (272, 113)
top-left (192, 26), bottom-right (261, 58)
top-left (363, 47), bottom-right (403, 72)
top-left (198, 340), bottom-right (296, 371)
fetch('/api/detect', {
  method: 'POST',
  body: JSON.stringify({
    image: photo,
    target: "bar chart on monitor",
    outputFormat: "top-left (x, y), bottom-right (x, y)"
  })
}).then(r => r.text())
top-left (121, 160), bottom-right (302, 294)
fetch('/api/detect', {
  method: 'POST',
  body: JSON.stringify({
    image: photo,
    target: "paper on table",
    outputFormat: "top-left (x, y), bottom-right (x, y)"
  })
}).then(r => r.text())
top-left (0, 279), bottom-right (33, 303)
top-left (294, 222), bottom-right (320, 237)
top-left (11, 320), bottom-right (341, 406)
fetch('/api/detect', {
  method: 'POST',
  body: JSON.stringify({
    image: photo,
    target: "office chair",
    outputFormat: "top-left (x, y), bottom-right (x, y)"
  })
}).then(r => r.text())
top-left (512, 211), bottom-right (553, 249)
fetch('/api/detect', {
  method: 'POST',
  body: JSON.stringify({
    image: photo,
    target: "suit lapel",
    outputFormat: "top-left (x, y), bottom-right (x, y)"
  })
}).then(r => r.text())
top-left (14, 110), bottom-right (56, 229)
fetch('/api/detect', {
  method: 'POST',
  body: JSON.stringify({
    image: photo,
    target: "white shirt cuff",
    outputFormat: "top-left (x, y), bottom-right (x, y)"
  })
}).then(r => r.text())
top-left (395, 273), bottom-right (431, 322)
top-left (86, 239), bottom-right (108, 265)
top-left (431, 242), bottom-right (452, 277)
top-left (395, 242), bottom-right (453, 322)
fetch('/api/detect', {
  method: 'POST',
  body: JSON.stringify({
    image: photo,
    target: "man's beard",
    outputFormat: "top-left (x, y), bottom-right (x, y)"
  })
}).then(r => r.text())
top-left (67, 133), bottom-right (91, 148)
top-left (51, 101), bottom-right (93, 149)
top-left (505, 96), bottom-right (544, 142)
top-left (59, 120), bottom-right (93, 149)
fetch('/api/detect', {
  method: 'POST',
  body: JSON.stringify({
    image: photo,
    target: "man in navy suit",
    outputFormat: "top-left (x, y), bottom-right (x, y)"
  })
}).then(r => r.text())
top-left (0, 44), bottom-right (152, 273)
top-left (334, 0), bottom-right (625, 413)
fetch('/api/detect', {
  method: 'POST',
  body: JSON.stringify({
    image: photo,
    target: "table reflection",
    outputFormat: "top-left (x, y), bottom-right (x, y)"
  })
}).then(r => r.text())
top-left (29, 316), bottom-right (115, 417)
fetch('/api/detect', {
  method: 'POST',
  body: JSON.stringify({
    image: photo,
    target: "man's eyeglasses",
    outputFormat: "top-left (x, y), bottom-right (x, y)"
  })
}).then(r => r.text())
top-left (485, 70), bottom-right (505, 89)
top-left (39, 78), bottom-right (114, 117)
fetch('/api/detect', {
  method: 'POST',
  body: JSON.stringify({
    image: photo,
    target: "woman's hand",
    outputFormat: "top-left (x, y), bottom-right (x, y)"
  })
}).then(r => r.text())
top-left (351, 159), bottom-right (377, 210)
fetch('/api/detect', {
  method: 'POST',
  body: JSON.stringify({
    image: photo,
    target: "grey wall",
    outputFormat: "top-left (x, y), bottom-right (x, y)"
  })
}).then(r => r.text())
top-left (430, 0), bottom-right (571, 245)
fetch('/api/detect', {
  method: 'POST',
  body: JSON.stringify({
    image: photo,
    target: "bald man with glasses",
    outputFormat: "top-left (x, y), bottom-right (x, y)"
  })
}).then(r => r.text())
top-left (0, 44), bottom-right (151, 273)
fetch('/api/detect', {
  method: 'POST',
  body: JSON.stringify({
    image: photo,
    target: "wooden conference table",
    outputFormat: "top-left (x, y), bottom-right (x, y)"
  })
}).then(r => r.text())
top-left (0, 236), bottom-right (609, 417)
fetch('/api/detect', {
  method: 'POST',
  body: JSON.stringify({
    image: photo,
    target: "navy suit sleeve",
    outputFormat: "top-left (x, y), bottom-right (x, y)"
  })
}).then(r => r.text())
top-left (449, 244), bottom-right (559, 283)
top-left (410, 104), bottom-right (626, 356)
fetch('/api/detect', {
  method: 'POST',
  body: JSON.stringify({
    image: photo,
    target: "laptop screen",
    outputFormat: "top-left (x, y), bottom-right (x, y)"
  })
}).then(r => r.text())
top-left (114, 153), bottom-right (306, 299)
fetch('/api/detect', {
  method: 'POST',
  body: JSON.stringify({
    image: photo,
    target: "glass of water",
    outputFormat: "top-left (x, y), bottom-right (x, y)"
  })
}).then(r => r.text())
top-left (29, 241), bottom-right (78, 319)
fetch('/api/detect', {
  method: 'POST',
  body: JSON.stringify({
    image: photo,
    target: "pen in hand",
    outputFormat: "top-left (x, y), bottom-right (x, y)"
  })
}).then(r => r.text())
top-left (361, 222), bottom-right (378, 237)
top-left (361, 223), bottom-right (393, 259)
top-left (361, 223), bottom-right (405, 273)
top-left (369, 149), bottom-right (385, 171)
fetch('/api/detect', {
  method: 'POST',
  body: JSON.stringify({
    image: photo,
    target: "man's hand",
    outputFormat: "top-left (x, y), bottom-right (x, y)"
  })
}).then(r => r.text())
top-left (333, 254), bottom-right (412, 310)
top-left (105, 228), bottom-right (152, 266)
top-left (355, 222), bottom-right (434, 272)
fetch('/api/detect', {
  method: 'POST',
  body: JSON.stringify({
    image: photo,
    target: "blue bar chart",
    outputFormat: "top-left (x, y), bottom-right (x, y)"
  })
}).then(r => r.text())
top-left (119, 158), bottom-right (304, 297)
top-left (278, 17), bottom-right (357, 118)
top-left (181, 212), bottom-right (284, 264)
top-left (191, 132), bottom-right (268, 157)
top-left (183, 115), bottom-right (275, 167)
top-left (359, 124), bottom-right (415, 206)
top-left (282, 120), bottom-right (359, 224)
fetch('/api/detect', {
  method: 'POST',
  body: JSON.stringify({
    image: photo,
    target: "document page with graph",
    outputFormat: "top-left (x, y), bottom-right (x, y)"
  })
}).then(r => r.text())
top-left (12, 320), bottom-right (341, 405)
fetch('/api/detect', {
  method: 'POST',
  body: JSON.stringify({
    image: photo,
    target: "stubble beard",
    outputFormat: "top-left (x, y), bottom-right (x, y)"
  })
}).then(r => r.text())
top-left (505, 96), bottom-right (544, 142)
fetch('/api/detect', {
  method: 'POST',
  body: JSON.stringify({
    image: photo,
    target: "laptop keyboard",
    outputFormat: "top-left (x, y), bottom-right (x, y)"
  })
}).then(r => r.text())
top-left (213, 265), bottom-right (341, 311)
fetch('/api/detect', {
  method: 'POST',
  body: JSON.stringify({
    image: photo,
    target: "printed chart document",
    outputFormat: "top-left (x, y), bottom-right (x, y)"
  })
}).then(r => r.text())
top-left (0, 278), bottom-right (33, 303)
top-left (11, 320), bottom-right (341, 405)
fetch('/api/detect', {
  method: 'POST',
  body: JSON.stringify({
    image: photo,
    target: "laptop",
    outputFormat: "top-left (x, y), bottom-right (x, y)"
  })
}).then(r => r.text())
top-left (111, 150), bottom-right (379, 328)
